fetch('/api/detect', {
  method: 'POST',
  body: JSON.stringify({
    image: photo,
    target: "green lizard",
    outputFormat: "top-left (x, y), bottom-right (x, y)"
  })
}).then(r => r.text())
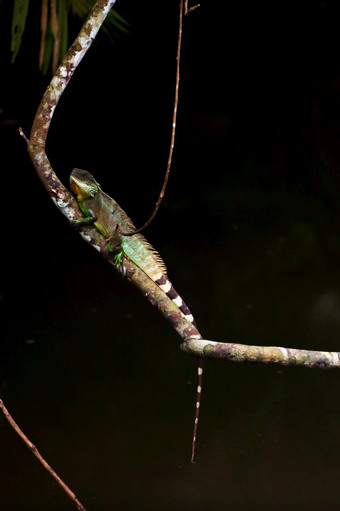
top-left (70, 168), bottom-right (203, 462)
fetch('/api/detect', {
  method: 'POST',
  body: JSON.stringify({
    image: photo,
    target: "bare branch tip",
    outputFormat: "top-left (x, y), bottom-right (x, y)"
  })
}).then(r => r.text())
top-left (185, 2), bottom-right (200, 15)
top-left (18, 127), bottom-right (29, 144)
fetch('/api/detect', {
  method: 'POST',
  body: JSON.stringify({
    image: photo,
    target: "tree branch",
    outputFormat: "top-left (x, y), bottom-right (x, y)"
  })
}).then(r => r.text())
top-left (21, 0), bottom-right (198, 343)
top-left (23, 0), bottom-right (118, 228)
top-left (181, 338), bottom-right (340, 369)
top-left (0, 400), bottom-right (86, 511)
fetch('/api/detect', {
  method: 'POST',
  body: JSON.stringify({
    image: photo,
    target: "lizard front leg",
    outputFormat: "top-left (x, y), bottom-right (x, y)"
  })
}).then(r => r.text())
top-left (72, 206), bottom-right (97, 227)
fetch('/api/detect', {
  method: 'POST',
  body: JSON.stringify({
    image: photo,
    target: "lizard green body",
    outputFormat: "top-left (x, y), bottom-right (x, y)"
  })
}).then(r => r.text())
top-left (70, 168), bottom-right (203, 462)
top-left (70, 169), bottom-right (166, 274)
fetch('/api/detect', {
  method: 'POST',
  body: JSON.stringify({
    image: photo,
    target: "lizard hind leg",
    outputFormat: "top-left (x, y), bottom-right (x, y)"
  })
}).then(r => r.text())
top-left (105, 236), bottom-right (125, 272)
top-left (106, 243), bottom-right (124, 270)
top-left (113, 250), bottom-right (124, 268)
top-left (105, 225), bottom-right (125, 269)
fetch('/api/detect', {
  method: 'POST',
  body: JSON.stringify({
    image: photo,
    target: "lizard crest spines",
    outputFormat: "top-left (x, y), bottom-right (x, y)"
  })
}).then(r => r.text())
top-left (70, 169), bottom-right (195, 324)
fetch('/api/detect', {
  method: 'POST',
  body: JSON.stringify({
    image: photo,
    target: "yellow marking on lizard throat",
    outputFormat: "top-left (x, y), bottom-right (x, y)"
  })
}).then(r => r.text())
top-left (70, 176), bottom-right (96, 200)
top-left (70, 181), bottom-right (85, 199)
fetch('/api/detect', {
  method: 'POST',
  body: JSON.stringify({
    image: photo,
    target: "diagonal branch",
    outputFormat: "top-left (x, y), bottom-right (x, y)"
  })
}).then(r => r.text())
top-left (24, 0), bottom-right (118, 227)
top-left (0, 399), bottom-right (86, 511)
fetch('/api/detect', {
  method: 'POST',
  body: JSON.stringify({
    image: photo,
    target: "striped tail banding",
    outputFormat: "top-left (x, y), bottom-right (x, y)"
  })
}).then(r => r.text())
top-left (154, 272), bottom-right (203, 463)
top-left (154, 274), bottom-right (196, 326)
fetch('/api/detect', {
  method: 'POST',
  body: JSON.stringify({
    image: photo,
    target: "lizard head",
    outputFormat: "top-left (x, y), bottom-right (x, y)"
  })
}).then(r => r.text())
top-left (70, 168), bottom-right (100, 199)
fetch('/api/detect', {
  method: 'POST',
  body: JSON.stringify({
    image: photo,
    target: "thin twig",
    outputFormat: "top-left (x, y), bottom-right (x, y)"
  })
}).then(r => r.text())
top-left (19, 127), bottom-right (29, 143)
top-left (120, 0), bottom-right (200, 237)
top-left (119, 0), bottom-right (185, 236)
top-left (184, 0), bottom-right (200, 15)
top-left (0, 400), bottom-right (87, 511)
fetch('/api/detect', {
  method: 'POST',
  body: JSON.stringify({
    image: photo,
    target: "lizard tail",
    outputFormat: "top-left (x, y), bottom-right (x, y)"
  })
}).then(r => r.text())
top-left (191, 356), bottom-right (203, 463)
top-left (153, 275), bottom-right (203, 462)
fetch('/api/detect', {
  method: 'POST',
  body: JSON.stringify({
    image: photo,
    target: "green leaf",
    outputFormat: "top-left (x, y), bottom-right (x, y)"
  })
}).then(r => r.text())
top-left (11, 0), bottom-right (30, 62)
top-left (58, 0), bottom-right (69, 63)
top-left (104, 8), bottom-right (130, 39)
top-left (10, 0), bottom-right (130, 72)
top-left (41, 26), bottom-right (54, 75)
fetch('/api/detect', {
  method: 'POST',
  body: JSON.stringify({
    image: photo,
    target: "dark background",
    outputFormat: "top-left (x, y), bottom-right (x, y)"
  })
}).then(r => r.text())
top-left (1, 1), bottom-right (340, 510)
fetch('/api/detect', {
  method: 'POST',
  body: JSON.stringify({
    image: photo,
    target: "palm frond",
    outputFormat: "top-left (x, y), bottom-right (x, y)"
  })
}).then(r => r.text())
top-left (10, 0), bottom-right (130, 74)
top-left (11, 0), bottom-right (30, 62)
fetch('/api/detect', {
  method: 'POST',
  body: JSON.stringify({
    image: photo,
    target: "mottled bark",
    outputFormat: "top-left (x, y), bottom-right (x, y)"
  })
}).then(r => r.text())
top-left (181, 338), bottom-right (340, 369)
top-left (26, 0), bottom-right (118, 227)
top-left (0, 400), bottom-right (86, 511)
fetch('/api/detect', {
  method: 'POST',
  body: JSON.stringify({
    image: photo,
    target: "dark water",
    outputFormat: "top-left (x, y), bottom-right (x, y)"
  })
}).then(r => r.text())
top-left (2, 1), bottom-right (340, 510)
